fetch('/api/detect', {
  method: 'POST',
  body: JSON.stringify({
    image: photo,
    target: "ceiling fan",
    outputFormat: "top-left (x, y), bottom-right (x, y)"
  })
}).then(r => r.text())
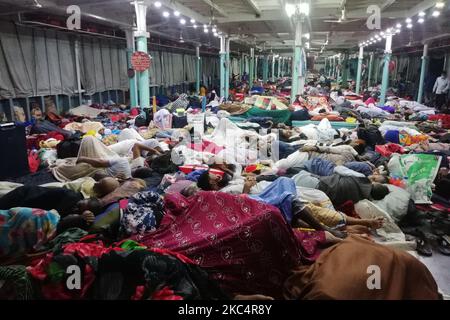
top-left (324, 7), bottom-right (361, 24)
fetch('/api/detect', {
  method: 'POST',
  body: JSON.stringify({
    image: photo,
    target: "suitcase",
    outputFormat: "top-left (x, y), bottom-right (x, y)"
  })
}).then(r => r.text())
top-left (0, 123), bottom-right (29, 179)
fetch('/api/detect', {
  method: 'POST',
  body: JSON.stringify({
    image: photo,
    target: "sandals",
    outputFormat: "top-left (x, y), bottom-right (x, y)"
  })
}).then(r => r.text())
top-left (416, 230), bottom-right (433, 257)
top-left (437, 235), bottom-right (450, 256)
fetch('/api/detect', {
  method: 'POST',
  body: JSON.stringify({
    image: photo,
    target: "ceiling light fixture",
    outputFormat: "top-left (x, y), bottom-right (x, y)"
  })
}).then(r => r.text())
top-left (418, 17), bottom-right (424, 23)
top-left (432, 10), bottom-right (441, 17)
top-left (436, 2), bottom-right (445, 9)
top-left (212, 27), bottom-right (217, 33)
top-left (154, 1), bottom-right (162, 8)
top-left (204, 28), bottom-right (208, 33)
top-left (174, 11), bottom-right (180, 17)
top-left (418, 11), bottom-right (425, 17)
top-left (163, 11), bottom-right (170, 18)
top-left (190, 19), bottom-right (195, 24)
top-left (180, 18), bottom-right (186, 25)
top-left (406, 18), bottom-right (412, 23)
top-left (193, 24), bottom-right (197, 29)
top-left (407, 23), bottom-right (413, 28)
top-left (396, 23), bottom-right (402, 29)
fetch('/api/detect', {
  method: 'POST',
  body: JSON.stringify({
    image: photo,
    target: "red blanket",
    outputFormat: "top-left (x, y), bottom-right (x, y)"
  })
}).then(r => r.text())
top-left (138, 191), bottom-right (322, 298)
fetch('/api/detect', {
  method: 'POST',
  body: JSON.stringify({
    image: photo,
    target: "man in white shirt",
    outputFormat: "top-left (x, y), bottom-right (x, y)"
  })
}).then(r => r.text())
top-left (433, 71), bottom-right (449, 109)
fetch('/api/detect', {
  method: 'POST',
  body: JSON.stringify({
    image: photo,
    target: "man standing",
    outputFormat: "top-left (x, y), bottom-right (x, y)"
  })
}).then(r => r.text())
top-left (433, 71), bottom-right (449, 110)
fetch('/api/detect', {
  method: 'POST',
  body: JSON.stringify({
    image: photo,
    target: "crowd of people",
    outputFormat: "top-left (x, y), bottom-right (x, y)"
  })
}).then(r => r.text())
top-left (0, 71), bottom-right (448, 300)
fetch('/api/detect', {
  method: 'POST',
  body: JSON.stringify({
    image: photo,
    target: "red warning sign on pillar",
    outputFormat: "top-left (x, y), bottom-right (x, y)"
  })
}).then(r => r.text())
top-left (131, 51), bottom-right (151, 71)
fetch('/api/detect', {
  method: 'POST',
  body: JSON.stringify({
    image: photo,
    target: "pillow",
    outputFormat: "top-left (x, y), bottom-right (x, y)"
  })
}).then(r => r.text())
top-left (372, 184), bottom-right (410, 222)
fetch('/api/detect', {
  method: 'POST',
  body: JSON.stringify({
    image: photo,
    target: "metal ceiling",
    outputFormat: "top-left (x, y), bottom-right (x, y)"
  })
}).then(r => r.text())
top-left (0, 0), bottom-right (449, 56)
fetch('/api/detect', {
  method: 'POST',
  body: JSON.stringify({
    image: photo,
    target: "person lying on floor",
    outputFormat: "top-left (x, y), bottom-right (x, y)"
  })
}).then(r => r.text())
top-left (297, 157), bottom-right (386, 179)
top-left (197, 174), bottom-right (348, 239)
top-left (292, 170), bottom-right (390, 207)
top-left (273, 141), bottom-right (362, 170)
top-left (196, 172), bottom-right (383, 234)
top-left (107, 137), bottom-right (164, 167)
top-left (0, 180), bottom-right (118, 234)
top-left (76, 135), bottom-right (163, 179)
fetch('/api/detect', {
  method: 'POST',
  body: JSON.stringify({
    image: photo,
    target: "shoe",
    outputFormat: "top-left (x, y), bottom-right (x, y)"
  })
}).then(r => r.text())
top-left (416, 237), bottom-right (433, 256)
top-left (437, 235), bottom-right (450, 256)
top-left (416, 230), bottom-right (433, 257)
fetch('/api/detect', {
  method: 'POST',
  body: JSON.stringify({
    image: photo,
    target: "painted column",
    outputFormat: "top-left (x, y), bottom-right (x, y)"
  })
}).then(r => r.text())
top-left (133, 1), bottom-right (150, 108)
top-left (341, 52), bottom-right (349, 87)
top-left (74, 39), bottom-right (83, 105)
top-left (219, 35), bottom-right (226, 98)
top-left (417, 43), bottom-right (429, 104)
top-left (291, 16), bottom-right (304, 102)
top-left (278, 56), bottom-right (282, 78)
top-left (333, 56), bottom-right (337, 78)
top-left (254, 56), bottom-right (258, 80)
top-left (196, 45), bottom-right (201, 94)
top-left (356, 46), bottom-right (364, 94)
top-left (225, 37), bottom-right (230, 100)
top-left (263, 56), bottom-right (268, 83)
top-left (379, 32), bottom-right (393, 106)
top-left (125, 30), bottom-right (138, 107)
top-left (367, 51), bottom-right (374, 88)
top-left (249, 48), bottom-right (254, 89)
top-left (337, 54), bottom-right (341, 81)
top-left (271, 55), bottom-right (276, 81)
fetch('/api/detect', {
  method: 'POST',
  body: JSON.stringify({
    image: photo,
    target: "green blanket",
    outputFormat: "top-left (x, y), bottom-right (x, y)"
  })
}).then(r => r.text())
top-left (242, 107), bottom-right (292, 124)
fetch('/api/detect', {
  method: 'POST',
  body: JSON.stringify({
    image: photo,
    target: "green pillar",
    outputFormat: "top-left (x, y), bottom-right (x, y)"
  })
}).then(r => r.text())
top-left (367, 52), bottom-right (374, 88)
top-left (136, 36), bottom-right (150, 108)
top-left (196, 46), bottom-right (201, 94)
top-left (356, 46), bottom-right (364, 94)
top-left (249, 48), bottom-right (254, 90)
top-left (379, 33), bottom-right (393, 106)
top-left (341, 52), bottom-right (349, 87)
top-left (417, 43), bottom-right (429, 104)
top-left (133, 2), bottom-right (150, 108)
top-left (263, 57), bottom-right (269, 83)
top-left (271, 55), bottom-right (276, 81)
top-left (219, 36), bottom-right (226, 98)
top-left (225, 38), bottom-right (230, 100)
top-left (291, 15), bottom-right (305, 102)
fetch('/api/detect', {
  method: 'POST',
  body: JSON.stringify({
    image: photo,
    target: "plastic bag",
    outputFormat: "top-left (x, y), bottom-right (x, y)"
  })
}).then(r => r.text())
top-left (399, 154), bottom-right (442, 204)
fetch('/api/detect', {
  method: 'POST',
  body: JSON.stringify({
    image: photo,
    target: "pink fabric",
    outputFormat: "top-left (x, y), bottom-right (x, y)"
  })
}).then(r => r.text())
top-left (364, 97), bottom-right (376, 105)
top-left (138, 191), bottom-right (322, 298)
top-left (189, 140), bottom-right (225, 154)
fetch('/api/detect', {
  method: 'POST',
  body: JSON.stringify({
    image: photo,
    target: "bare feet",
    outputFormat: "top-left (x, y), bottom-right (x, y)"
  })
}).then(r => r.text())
top-left (324, 231), bottom-right (343, 244)
top-left (82, 210), bottom-right (95, 225)
top-left (365, 217), bottom-right (384, 229)
top-left (327, 228), bottom-right (347, 239)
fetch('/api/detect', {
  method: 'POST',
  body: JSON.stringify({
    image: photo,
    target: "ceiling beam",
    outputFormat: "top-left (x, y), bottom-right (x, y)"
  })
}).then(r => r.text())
top-left (242, 0), bottom-right (261, 17)
top-left (199, 0), bottom-right (228, 18)
top-left (406, 0), bottom-right (439, 17)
